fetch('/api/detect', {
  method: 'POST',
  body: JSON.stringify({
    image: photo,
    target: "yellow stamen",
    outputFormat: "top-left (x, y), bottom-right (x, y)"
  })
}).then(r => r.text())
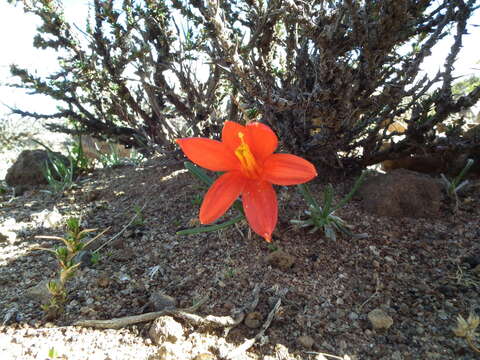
top-left (235, 132), bottom-right (258, 178)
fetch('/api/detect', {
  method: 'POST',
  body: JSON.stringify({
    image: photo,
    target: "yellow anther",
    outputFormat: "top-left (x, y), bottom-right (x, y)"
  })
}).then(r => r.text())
top-left (235, 132), bottom-right (258, 178)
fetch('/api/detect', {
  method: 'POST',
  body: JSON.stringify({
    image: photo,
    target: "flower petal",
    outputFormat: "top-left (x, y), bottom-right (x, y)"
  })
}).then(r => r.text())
top-left (222, 121), bottom-right (246, 151)
top-left (242, 180), bottom-right (277, 242)
top-left (176, 138), bottom-right (239, 171)
top-left (246, 122), bottom-right (278, 161)
top-left (262, 153), bottom-right (317, 185)
top-left (200, 171), bottom-right (246, 224)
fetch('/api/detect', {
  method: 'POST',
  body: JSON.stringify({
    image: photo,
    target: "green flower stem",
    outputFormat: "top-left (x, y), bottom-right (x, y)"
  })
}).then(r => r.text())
top-left (334, 171), bottom-right (366, 211)
top-left (184, 161), bottom-right (213, 186)
top-left (176, 214), bottom-right (244, 236)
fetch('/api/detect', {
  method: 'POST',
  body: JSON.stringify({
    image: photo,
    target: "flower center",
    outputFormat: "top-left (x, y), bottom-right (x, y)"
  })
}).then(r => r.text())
top-left (234, 132), bottom-right (259, 178)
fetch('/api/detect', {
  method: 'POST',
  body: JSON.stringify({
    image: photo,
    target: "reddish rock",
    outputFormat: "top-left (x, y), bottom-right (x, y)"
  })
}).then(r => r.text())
top-left (358, 169), bottom-right (442, 218)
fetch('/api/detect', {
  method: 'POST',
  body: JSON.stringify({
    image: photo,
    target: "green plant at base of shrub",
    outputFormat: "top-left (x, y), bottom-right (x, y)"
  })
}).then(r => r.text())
top-left (42, 153), bottom-right (75, 194)
top-left (291, 172), bottom-right (368, 241)
top-left (98, 143), bottom-right (122, 168)
top-left (70, 134), bottom-right (92, 172)
top-left (441, 158), bottom-right (474, 211)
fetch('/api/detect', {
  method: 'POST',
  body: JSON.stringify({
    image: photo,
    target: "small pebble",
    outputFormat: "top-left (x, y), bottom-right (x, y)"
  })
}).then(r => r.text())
top-left (297, 335), bottom-right (314, 349)
top-left (97, 275), bottom-right (110, 288)
top-left (149, 292), bottom-right (177, 311)
top-left (348, 312), bottom-right (359, 321)
top-left (244, 312), bottom-right (263, 329)
top-left (368, 308), bottom-right (393, 330)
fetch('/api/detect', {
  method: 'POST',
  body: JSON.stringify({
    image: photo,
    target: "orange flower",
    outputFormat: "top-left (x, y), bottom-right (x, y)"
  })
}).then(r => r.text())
top-left (176, 121), bottom-right (317, 242)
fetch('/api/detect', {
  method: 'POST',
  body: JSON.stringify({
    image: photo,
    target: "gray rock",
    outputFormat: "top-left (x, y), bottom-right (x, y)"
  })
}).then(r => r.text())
top-left (2, 306), bottom-right (19, 325)
top-left (358, 169), bottom-right (442, 218)
top-left (368, 308), bottom-right (393, 330)
top-left (348, 312), bottom-right (359, 321)
top-left (5, 149), bottom-right (70, 192)
top-left (24, 279), bottom-right (53, 304)
top-left (149, 316), bottom-right (184, 345)
top-left (73, 250), bottom-right (93, 269)
top-left (149, 292), bottom-right (177, 311)
top-left (391, 350), bottom-right (403, 360)
top-left (31, 207), bottom-right (63, 228)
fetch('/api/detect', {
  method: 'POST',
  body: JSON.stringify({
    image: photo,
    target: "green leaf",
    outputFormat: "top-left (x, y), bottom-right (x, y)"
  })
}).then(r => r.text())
top-left (176, 214), bottom-right (244, 236)
top-left (184, 161), bottom-right (214, 186)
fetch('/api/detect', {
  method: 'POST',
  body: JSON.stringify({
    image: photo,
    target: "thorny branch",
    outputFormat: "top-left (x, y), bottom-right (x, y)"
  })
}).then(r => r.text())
top-left (7, 0), bottom-right (480, 169)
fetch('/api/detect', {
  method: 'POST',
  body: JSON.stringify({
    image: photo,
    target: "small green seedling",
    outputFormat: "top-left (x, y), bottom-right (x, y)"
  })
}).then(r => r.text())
top-left (291, 172), bottom-right (368, 241)
top-left (191, 193), bottom-right (203, 206)
top-left (267, 243), bottom-right (279, 252)
top-left (90, 251), bottom-right (101, 265)
top-left (35, 217), bottom-right (109, 318)
top-left (224, 267), bottom-right (237, 278)
top-left (48, 346), bottom-right (59, 359)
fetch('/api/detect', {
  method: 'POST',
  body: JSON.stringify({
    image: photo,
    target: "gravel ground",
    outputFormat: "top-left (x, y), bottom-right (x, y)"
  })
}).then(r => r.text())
top-left (1, 148), bottom-right (480, 359)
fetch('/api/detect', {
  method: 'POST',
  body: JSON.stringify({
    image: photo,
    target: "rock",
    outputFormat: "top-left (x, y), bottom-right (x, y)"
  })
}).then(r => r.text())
top-left (358, 169), bottom-right (442, 218)
top-left (473, 264), bottom-right (480, 274)
top-left (24, 279), bottom-right (53, 304)
top-left (244, 311), bottom-right (263, 329)
top-left (85, 190), bottom-right (101, 202)
top-left (368, 308), bottom-right (393, 330)
top-left (462, 255), bottom-right (480, 269)
top-left (266, 250), bottom-right (295, 270)
top-left (297, 335), bottom-right (314, 349)
top-left (2, 306), bottom-right (19, 325)
top-left (97, 275), bottom-right (110, 288)
top-left (73, 250), bottom-right (93, 269)
top-left (5, 149), bottom-right (70, 192)
top-left (0, 232), bottom-right (8, 243)
top-left (348, 312), bottom-right (359, 321)
top-left (391, 350), bottom-right (403, 360)
top-left (31, 207), bottom-right (63, 228)
top-left (149, 316), bottom-right (184, 345)
top-left (113, 247), bottom-right (135, 262)
top-left (398, 303), bottom-right (410, 315)
top-left (149, 292), bottom-right (177, 311)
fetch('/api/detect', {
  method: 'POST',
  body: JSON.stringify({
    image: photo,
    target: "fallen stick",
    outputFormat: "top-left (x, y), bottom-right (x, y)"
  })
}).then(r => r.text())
top-left (74, 284), bottom-right (262, 331)
top-left (74, 295), bottom-right (208, 329)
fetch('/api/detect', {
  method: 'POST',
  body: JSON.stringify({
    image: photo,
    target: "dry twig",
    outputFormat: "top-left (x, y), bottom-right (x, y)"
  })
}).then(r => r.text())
top-left (74, 295), bottom-right (208, 329)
